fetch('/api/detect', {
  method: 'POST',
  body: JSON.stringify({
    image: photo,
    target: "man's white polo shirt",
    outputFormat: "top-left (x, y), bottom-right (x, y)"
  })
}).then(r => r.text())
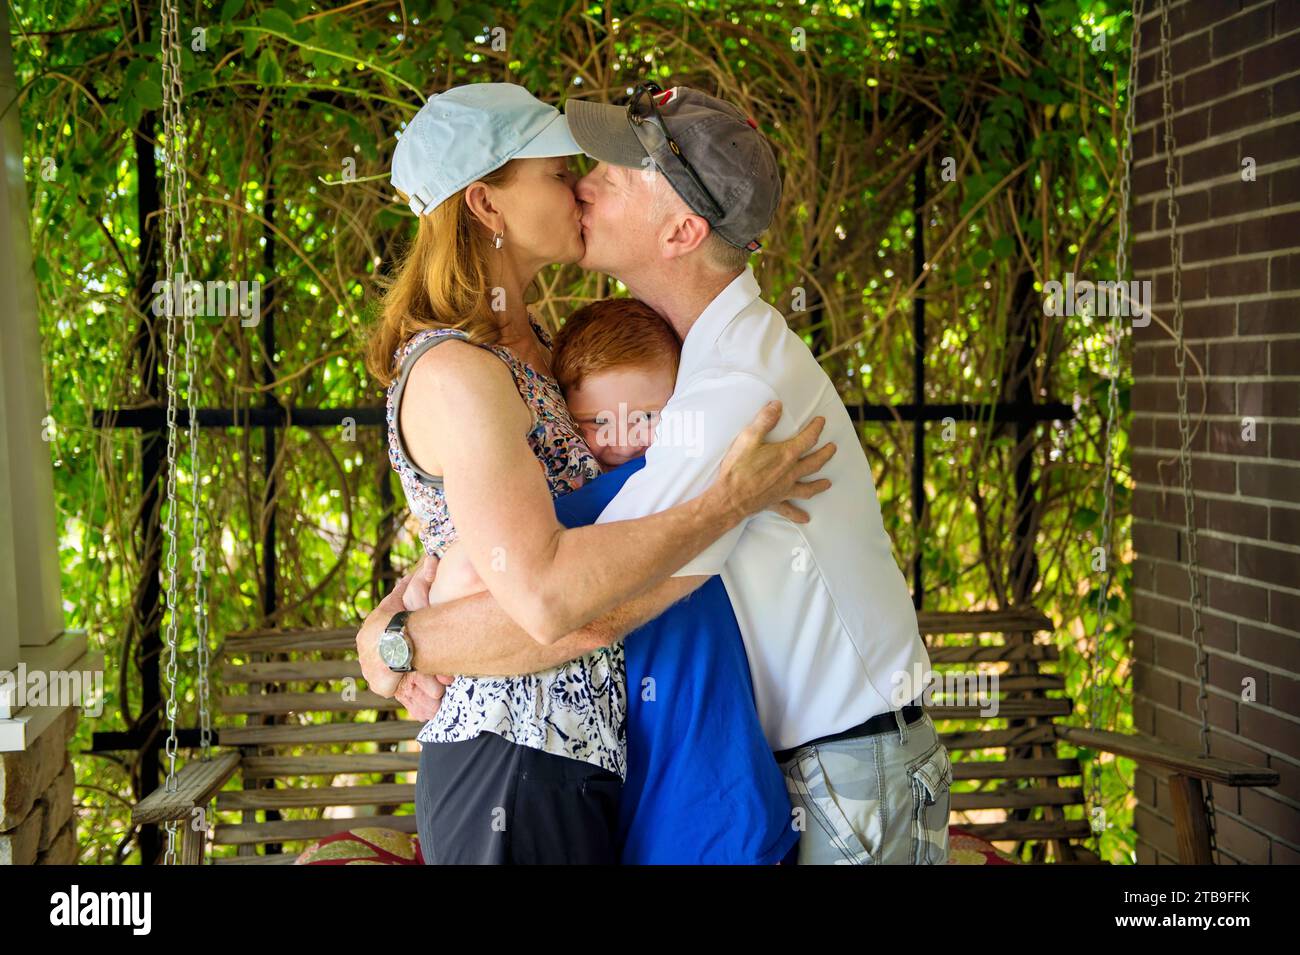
top-left (594, 265), bottom-right (931, 751)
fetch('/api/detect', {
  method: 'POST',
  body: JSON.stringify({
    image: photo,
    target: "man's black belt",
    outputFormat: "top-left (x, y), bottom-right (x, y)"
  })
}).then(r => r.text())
top-left (774, 700), bottom-right (925, 764)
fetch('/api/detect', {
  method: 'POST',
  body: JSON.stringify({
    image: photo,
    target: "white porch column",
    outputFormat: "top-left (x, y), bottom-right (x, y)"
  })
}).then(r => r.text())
top-left (0, 0), bottom-right (65, 670)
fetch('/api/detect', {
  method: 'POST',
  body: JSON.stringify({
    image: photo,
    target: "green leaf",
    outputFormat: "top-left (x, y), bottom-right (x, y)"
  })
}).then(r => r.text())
top-left (257, 48), bottom-right (283, 86)
top-left (220, 0), bottom-right (245, 22)
top-left (123, 56), bottom-right (147, 90)
top-left (1073, 508), bottom-right (1099, 530)
top-left (451, 13), bottom-right (486, 38)
top-left (120, 95), bottom-right (143, 130)
top-left (259, 8), bottom-right (297, 37)
top-left (315, 16), bottom-right (344, 50)
top-left (135, 61), bottom-right (163, 110)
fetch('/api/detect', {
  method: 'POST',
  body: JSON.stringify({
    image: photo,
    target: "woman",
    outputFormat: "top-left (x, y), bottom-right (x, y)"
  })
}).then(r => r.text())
top-left (365, 83), bottom-right (825, 864)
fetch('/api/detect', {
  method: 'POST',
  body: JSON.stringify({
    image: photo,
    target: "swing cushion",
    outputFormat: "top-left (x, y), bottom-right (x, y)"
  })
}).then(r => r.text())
top-left (946, 826), bottom-right (1020, 864)
top-left (295, 827), bottom-right (425, 865)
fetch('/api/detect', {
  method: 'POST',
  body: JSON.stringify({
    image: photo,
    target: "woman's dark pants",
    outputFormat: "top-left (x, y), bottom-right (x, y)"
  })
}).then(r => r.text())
top-left (416, 731), bottom-right (621, 864)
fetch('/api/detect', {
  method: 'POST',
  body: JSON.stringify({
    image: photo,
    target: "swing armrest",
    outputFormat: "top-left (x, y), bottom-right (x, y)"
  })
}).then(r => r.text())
top-left (1054, 725), bottom-right (1279, 788)
top-left (133, 751), bottom-right (242, 824)
top-left (1057, 725), bottom-right (1277, 865)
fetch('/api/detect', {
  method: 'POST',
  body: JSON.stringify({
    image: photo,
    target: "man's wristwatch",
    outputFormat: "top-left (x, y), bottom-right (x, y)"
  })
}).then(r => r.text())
top-left (378, 610), bottom-right (415, 672)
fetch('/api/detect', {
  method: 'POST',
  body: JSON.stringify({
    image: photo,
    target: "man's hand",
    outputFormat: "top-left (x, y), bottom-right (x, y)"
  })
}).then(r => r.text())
top-left (714, 401), bottom-right (836, 525)
top-left (356, 573), bottom-right (414, 698)
top-left (358, 555), bottom-right (457, 719)
top-left (395, 553), bottom-right (455, 720)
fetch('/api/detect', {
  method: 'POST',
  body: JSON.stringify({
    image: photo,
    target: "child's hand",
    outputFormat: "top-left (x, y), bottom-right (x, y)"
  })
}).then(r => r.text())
top-left (395, 672), bottom-right (449, 721)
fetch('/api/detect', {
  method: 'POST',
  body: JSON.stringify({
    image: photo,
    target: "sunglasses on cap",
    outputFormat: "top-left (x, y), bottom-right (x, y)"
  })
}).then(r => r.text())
top-left (626, 81), bottom-right (727, 224)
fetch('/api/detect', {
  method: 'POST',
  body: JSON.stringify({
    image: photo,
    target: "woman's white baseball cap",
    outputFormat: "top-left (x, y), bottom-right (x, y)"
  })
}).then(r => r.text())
top-left (391, 83), bottom-right (583, 217)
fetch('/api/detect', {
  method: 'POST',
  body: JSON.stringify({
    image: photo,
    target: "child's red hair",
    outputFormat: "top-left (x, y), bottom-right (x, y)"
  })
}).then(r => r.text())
top-left (551, 298), bottom-right (681, 394)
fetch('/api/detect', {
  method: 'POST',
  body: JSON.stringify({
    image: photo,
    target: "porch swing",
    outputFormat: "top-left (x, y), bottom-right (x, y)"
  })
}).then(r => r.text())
top-left (133, 0), bottom-right (1278, 865)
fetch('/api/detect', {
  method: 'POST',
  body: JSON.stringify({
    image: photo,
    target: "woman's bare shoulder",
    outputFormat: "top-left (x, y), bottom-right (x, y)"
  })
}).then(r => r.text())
top-left (402, 335), bottom-right (523, 419)
top-left (406, 334), bottom-right (506, 385)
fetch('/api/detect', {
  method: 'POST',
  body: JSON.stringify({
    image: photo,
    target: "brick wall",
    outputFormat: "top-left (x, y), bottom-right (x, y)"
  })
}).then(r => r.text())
top-left (1129, 0), bottom-right (1299, 864)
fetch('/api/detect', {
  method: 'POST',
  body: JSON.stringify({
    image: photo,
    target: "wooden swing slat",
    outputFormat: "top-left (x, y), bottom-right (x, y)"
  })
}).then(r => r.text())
top-left (952, 786), bottom-right (1085, 811)
top-left (924, 698), bottom-right (1072, 720)
top-left (962, 819), bottom-right (1092, 843)
top-left (219, 690), bottom-right (403, 715)
top-left (957, 673), bottom-right (1064, 691)
top-left (216, 781), bottom-right (415, 811)
top-left (928, 643), bottom-right (1059, 663)
top-left (228, 625), bottom-right (360, 641)
top-left (218, 719), bottom-right (424, 746)
top-left (240, 752), bottom-right (421, 778)
top-left (915, 673), bottom-right (1064, 693)
top-left (221, 659), bottom-right (362, 682)
top-left (917, 609), bottom-right (1052, 634)
top-left (212, 813), bottom-right (418, 846)
top-left (220, 629), bottom-right (357, 655)
top-left (953, 757), bottom-right (1081, 780)
top-left (938, 725), bottom-right (1058, 749)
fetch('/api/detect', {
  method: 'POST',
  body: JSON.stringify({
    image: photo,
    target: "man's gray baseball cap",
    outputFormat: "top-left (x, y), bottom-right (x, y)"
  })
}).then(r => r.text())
top-left (565, 85), bottom-right (782, 251)
top-left (392, 83), bottom-right (583, 217)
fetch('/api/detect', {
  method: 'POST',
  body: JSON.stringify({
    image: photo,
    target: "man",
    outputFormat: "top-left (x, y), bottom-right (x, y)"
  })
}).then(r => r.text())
top-left (360, 83), bottom-right (952, 864)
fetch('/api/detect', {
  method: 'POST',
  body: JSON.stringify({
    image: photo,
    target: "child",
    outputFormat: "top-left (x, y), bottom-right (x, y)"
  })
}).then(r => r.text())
top-left (426, 297), bottom-right (680, 602)
top-left (550, 297), bottom-right (680, 470)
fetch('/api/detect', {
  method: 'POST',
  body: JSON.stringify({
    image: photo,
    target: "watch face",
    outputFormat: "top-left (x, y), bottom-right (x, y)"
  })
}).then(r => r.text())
top-left (379, 632), bottom-right (408, 667)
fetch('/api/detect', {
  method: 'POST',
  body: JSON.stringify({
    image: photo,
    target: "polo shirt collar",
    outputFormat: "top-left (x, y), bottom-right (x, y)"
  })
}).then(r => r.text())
top-left (677, 265), bottom-right (762, 381)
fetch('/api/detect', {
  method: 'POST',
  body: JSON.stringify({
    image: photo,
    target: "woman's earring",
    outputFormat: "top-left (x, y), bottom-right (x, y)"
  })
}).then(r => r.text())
top-left (492, 231), bottom-right (503, 249)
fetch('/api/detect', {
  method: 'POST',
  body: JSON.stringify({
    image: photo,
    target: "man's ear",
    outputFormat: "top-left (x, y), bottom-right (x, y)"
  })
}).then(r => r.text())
top-left (661, 212), bottom-right (711, 260)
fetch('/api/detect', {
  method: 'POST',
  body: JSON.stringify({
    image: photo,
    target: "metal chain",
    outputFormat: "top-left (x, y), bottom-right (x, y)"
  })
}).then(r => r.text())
top-left (158, 0), bottom-right (211, 862)
top-left (158, 0), bottom-right (182, 863)
top-left (1088, 0), bottom-right (1144, 856)
top-left (1159, 0), bottom-right (1218, 862)
top-left (163, 0), bottom-right (212, 763)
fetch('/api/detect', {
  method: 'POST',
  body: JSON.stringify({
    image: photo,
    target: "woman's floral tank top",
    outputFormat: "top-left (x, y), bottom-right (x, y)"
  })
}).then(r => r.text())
top-left (384, 317), bottom-right (626, 779)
